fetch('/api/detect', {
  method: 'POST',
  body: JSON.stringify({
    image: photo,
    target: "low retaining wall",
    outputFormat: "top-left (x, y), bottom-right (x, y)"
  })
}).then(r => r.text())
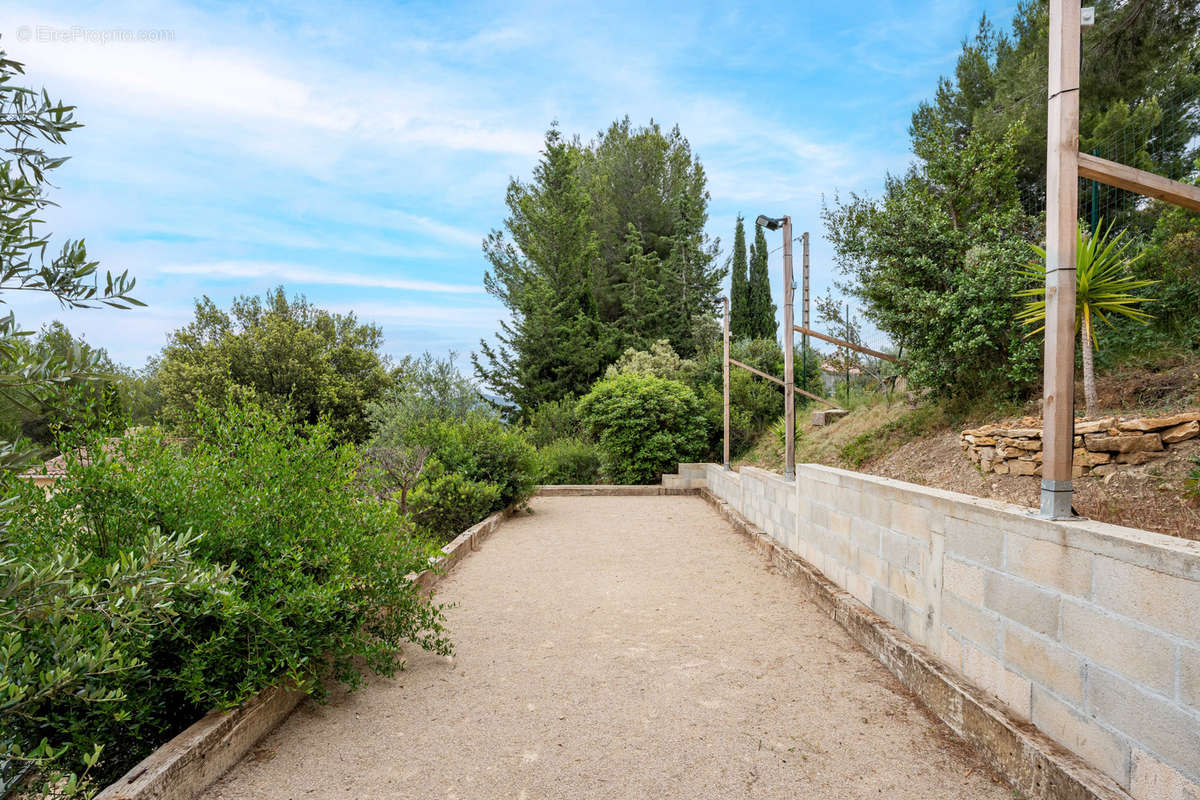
top-left (962, 412), bottom-right (1200, 477)
top-left (690, 462), bottom-right (1200, 800)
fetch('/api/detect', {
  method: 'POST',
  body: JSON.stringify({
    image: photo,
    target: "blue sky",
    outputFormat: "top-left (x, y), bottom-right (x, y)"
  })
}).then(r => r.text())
top-left (7, 0), bottom-right (1015, 368)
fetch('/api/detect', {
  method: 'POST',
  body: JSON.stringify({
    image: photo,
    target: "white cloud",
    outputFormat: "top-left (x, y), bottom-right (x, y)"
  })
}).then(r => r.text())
top-left (158, 261), bottom-right (485, 294)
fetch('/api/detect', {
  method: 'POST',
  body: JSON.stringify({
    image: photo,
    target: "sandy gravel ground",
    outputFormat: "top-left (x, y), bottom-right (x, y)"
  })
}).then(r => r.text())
top-left (207, 496), bottom-right (1013, 800)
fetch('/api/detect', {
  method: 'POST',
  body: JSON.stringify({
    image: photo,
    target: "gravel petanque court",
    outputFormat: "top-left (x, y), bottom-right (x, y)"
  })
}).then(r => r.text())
top-left (206, 495), bottom-right (1013, 800)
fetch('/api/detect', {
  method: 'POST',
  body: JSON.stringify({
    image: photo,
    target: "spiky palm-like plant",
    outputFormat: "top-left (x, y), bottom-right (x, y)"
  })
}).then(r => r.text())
top-left (1016, 220), bottom-right (1157, 419)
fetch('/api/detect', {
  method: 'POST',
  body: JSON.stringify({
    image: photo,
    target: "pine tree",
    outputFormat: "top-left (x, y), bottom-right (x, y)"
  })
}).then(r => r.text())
top-left (746, 224), bottom-right (777, 340)
top-left (614, 224), bottom-right (666, 344)
top-left (473, 127), bottom-right (616, 418)
top-left (729, 215), bottom-right (749, 338)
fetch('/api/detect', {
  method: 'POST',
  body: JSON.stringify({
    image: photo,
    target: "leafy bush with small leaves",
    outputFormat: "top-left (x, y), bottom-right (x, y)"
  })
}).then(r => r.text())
top-left (2, 396), bottom-right (452, 791)
top-left (409, 464), bottom-right (502, 541)
top-left (405, 413), bottom-right (538, 540)
top-left (577, 375), bottom-right (707, 484)
top-left (522, 397), bottom-right (585, 448)
top-left (536, 438), bottom-right (604, 484)
top-left (421, 414), bottom-right (538, 511)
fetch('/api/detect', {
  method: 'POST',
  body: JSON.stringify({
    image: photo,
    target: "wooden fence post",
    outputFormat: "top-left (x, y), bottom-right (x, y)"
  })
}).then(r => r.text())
top-left (1041, 0), bottom-right (1081, 518)
top-left (723, 296), bottom-right (731, 471)
top-left (782, 217), bottom-right (795, 481)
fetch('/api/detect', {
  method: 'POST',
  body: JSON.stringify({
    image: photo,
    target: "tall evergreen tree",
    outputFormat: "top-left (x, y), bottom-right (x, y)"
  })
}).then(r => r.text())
top-left (729, 215), bottom-right (749, 337)
top-left (746, 224), bottom-right (777, 340)
top-left (476, 119), bottom-right (725, 416)
top-left (580, 118), bottom-right (724, 357)
top-left (474, 127), bottom-right (615, 417)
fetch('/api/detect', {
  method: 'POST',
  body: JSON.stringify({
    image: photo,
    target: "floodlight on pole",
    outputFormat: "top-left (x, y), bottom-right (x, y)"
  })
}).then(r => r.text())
top-left (755, 212), bottom-right (795, 480)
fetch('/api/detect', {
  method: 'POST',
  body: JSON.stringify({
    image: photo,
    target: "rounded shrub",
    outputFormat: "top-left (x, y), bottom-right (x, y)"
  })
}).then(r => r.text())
top-left (577, 374), bottom-right (707, 484)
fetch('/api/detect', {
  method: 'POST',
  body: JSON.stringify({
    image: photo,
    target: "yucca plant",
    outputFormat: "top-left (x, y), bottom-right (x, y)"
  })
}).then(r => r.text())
top-left (1016, 220), bottom-right (1157, 419)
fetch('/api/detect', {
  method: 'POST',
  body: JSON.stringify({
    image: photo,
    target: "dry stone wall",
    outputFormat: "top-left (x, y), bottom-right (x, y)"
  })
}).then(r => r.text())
top-left (961, 412), bottom-right (1200, 477)
top-left (690, 460), bottom-right (1200, 800)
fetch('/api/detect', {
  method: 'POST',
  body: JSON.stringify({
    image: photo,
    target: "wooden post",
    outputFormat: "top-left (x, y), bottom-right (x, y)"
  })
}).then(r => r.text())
top-left (723, 296), bottom-right (730, 470)
top-left (782, 217), bottom-right (795, 481)
top-left (801, 232), bottom-right (810, 396)
top-left (1041, 0), bottom-right (1081, 519)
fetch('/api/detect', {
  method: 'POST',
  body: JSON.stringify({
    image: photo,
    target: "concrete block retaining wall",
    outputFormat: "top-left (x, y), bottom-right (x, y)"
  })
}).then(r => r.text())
top-left (694, 462), bottom-right (1200, 799)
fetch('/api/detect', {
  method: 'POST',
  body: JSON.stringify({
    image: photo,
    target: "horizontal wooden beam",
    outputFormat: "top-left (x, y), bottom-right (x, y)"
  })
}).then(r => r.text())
top-left (796, 385), bottom-right (840, 409)
top-left (793, 325), bottom-right (901, 364)
top-left (729, 358), bottom-right (784, 386)
top-left (729, 357), bottom-right (839, 408)
top-left (1078, 152), bottom-right (1200, 212)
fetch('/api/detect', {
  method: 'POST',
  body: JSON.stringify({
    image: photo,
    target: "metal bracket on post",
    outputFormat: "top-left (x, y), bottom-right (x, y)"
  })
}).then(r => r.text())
top-left (1040, 479), bottom-right (1074, 519)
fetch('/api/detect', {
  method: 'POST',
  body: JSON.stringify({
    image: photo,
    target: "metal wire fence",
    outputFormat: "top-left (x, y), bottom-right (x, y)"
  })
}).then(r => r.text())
top-left (1078, 82), bottom-right (1200, 233)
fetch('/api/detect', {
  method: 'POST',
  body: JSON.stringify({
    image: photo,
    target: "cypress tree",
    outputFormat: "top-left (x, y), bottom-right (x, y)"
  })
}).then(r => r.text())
top-left (746, 224), bottom-right (777, 340)
top-left (729, 215), bottom-right (749, 338)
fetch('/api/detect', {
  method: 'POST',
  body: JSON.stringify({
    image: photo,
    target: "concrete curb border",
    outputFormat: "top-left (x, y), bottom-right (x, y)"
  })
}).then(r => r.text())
top-left (535, 484), bottom-right (700, 496)
top-left (96, 506), bottom-right (516, 800)
top-left (699, 487), bottom-right (1132, 800)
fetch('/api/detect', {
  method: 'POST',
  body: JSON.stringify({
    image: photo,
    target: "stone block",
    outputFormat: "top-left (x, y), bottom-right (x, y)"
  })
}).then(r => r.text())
top-left (1163, 420), bottom-right (1200, 445)
top-left (846, 572), bottom-right (873, 606)
top-left (870, 584), bottom-right (906, 625)
top-left (1002, 624), bottom-right (1085, 704)
top-left (943, 556), bottom-right (985, 606)
top-left (992, 459), bottom-right (1010, 474)
top-left (1088, 668), bottom-right (1200, 781)
top-left (889, 564), bottom-right (928, 611)
top-left (1130, 748), bottom-right (1200, 800)
top-left (811, 408), bottom-right (850, 426)
top-left (1092, 556), bottom-right (1200, 642)
top-left (944, 515), bottom-right (1004, 568)
top-left (1117, 451), bottom-right (1166, 465)
top-left (1009, 459), bottom-right (1038, 476)
top-left (943, 592), bottom-right (1001, 653)
top-left (880, 529), bottom-right (922, 572)
top-left (849, 517), bottom-right (883, 554)
top-left (1085, 432), bottom-right (1164, 453)
top-left (984, 572), bottom-right (1060, 637)
top-left (1032, 685), bottom-right (1131, 788)
top-left (1074, 417), bottom-right (1117, 435)
top-left (1118, 412), bottom-right (1200, 432)
top-left (1181, 645), bottom-right (1200, 712)
top-left (856, 548), bottom-right (889, 585)
top-left (891, 501), bottom-right (932, 542)
top-left (1005, 533), bottom-right (1092, 597)
top-left (828, 509), bottom-right (852, 538)
top-left (963, 642), bottom-right (1032, 719)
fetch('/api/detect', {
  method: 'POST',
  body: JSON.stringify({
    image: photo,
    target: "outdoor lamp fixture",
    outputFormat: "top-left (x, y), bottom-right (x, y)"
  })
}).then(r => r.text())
top-left (753, 212), bottom-right (795, 481)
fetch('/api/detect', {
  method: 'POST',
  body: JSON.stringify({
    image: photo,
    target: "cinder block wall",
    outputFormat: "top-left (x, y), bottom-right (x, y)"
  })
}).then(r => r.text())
top-left (700, 462), bottom-right (1200, 799)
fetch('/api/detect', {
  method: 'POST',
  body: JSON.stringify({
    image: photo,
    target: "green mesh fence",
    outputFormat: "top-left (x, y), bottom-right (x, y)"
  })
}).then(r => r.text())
top-left (1078, 82), bottom-right (1200, 233)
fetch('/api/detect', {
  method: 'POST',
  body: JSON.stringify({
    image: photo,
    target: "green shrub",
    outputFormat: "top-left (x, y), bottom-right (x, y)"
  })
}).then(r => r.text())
top-left (422, 413), bottom-right (537, 511)
top-left (401, 413), bottom-right (537, 540)
top-left (523, 397), bottom-right (584, 447)
top-left (2, 397), bottom-right (451, 789)
top-left (409, 463), bottom-right (502, 540)
top-left (536, 438), bottom-right (603, 484)
top-left (577, 374), bottom-right (707, 484)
